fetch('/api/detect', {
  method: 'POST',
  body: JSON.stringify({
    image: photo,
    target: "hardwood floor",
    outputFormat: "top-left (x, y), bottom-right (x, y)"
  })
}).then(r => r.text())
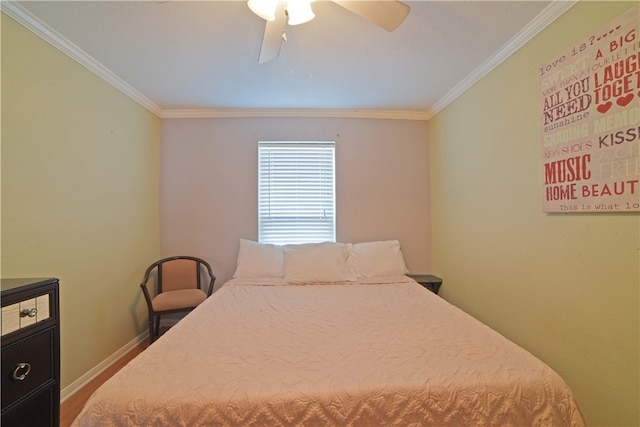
top-left (60, 340), bottom-right (149, 426)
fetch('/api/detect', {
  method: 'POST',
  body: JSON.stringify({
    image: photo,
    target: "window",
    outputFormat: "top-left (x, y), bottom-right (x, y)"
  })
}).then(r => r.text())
top-left (258, 141), bottom-right (335, 245)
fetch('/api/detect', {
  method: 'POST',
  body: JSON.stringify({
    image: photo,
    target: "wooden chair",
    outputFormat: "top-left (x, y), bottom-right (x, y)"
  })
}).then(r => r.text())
top-left (140, 256), bottom-right (215, 344)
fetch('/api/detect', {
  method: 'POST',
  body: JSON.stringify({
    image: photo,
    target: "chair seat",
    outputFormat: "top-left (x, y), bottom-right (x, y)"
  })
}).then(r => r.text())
top-left (152, 288), bottom-right (207, 312)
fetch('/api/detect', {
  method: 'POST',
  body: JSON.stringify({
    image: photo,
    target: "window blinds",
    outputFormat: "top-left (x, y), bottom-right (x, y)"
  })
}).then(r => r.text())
top-left (258, 141), bottom-right (335, 245)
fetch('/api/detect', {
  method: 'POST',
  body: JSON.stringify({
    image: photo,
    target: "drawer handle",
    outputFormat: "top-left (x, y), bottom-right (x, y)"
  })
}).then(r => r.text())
top-left (19, 308), bottom-right (38, 318)
top-left (12, 362), bottom-right (31, 381)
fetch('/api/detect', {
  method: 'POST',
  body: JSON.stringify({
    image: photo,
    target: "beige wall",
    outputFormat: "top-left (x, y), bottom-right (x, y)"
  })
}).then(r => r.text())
top-left (1, 15), bottom-right (161, 388)
top-left (160, 117), bottom-right (430, 285)
top-left (429, 2), bottom-right (639, 426)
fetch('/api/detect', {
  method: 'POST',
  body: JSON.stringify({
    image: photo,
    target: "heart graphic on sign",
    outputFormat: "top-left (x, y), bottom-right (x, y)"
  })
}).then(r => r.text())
top-left (597, 102), bottom-right (612, 113)
top-left (616, 94), bottom-right (634, 107)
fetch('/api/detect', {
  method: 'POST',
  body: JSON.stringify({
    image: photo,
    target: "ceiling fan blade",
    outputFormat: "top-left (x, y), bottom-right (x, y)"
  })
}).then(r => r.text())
top-left (331, 0), bottom-right (410, 32)
top-left (258, 2), bottom-right (287, 64)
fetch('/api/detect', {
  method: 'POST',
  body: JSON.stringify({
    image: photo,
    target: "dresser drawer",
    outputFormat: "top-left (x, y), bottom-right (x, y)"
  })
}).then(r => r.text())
top-left (1, 294), bottom-right (51, 336)
top-left (1, 385), bottom-right (56, 427)
top-left (1, 328), bottom-right (55, 410)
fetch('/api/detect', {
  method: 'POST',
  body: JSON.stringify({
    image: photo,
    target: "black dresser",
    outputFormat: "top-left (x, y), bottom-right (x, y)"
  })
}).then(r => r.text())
top-left (1, 278), bottom-right (60, 427)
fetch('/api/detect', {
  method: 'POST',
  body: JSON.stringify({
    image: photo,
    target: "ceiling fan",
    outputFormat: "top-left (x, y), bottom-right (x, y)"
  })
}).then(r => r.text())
top-left (247, 0), bottom-right (410, 63)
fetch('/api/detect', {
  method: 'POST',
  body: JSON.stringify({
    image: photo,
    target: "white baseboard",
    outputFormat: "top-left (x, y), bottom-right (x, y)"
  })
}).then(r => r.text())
top-left (60, 331), bottom-right (148, 403)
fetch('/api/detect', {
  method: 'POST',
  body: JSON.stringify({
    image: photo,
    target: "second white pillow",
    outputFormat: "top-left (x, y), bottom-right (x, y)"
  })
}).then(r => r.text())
top-left (284, 242), bottom-right (356, 284)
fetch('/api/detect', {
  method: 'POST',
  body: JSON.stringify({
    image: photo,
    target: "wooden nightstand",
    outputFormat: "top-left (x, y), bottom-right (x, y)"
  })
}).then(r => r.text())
top-left (407, 274), bottom-right (443, 294)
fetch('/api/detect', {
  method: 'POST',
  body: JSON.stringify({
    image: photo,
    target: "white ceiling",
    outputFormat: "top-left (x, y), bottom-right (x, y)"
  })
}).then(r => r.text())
top-left (4, 1), bottom-right (573, 119)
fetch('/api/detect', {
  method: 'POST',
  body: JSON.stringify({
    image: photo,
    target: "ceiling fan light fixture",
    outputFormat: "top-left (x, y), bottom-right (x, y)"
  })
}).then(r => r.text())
top-left (247, 0), bottom-right (279, 21)
top-left (286, 0), bottom-right (315, 26)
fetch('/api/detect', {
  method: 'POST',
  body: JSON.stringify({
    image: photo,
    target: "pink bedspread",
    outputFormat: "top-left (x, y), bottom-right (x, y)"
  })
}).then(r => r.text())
top-left (75, 277), bottom-right (585, 426)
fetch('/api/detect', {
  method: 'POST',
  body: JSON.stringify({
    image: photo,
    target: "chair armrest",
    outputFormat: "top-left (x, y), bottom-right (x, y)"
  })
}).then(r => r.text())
top-left (140, 281), bottom-right (154, 309)
top-left (206, 279), bottom-right (214, 296)
top-left (201, 261), bottom-right (216, 297)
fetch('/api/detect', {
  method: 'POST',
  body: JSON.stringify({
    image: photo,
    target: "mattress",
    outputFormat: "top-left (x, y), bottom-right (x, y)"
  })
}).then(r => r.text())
top-left (74, 276), bottom-right (585, 426)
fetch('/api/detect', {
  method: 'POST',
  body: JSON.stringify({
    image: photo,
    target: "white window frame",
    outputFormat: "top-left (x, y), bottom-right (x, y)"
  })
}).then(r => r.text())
top-left (258, 141), bottom-right (336, 245)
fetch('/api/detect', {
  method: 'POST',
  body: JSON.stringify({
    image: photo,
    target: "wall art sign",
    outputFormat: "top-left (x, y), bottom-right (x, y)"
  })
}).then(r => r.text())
top-left (539, 4), bottom-right (639, 213)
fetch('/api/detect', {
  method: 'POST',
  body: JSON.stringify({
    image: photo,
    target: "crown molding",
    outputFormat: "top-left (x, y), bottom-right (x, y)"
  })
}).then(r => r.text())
top-left (160, 108), bottom-right (430, 120)
top-left (1, 1), bottom-right (163, 116)
top-left (425, 0), bottom-right (578, 119)
top-left (3, 0), bottom-right (576, 121)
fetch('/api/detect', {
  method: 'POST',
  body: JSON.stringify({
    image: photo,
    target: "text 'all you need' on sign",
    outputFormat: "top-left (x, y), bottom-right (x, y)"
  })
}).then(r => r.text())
top-left (539, 4), bottom-right (640, 213)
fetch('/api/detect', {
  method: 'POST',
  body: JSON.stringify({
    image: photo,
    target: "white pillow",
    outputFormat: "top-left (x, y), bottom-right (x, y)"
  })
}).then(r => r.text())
top-left (350, 240), bottom-right (409, 278)
top-left (233, 239), bottom-right (284, 279)
top-left (284, 242), bottom-right (356, 284)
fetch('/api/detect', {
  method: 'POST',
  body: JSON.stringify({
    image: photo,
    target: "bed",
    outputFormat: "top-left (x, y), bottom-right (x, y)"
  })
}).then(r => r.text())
top-left (75, 240), bottom-right (585, 426)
